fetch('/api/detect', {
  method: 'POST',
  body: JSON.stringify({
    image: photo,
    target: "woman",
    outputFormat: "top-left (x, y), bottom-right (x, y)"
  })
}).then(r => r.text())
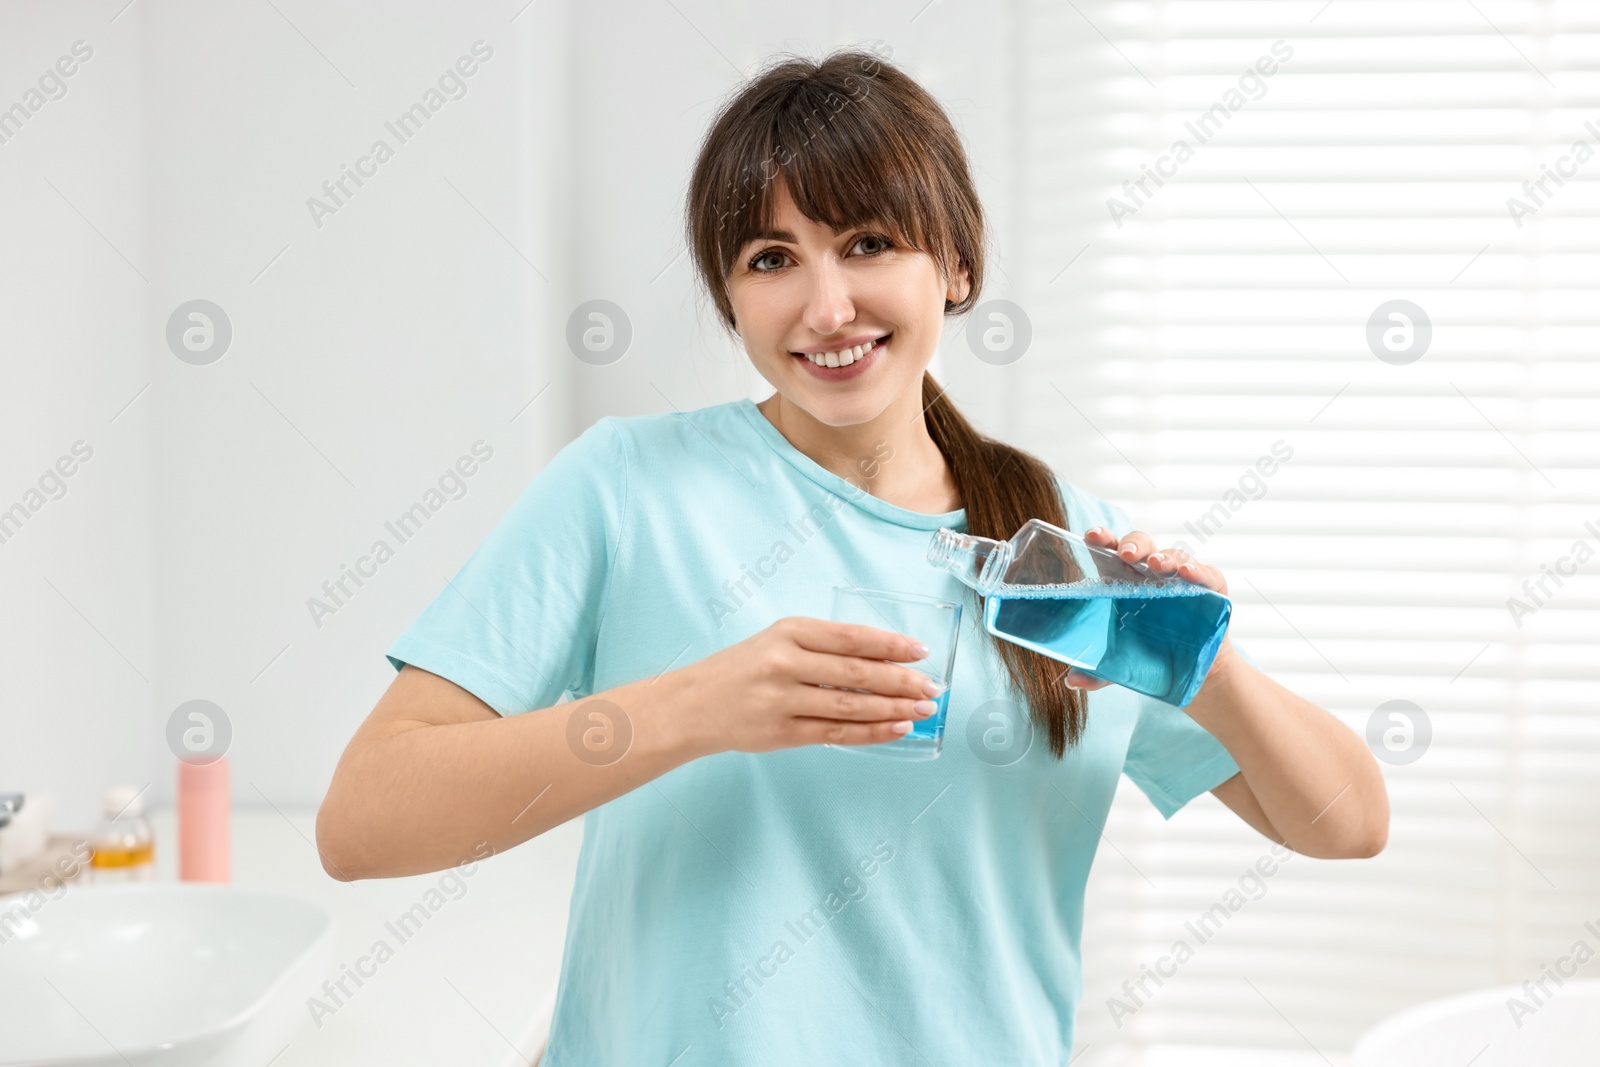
top-left (317, 48), bottom-right (1388, 1064)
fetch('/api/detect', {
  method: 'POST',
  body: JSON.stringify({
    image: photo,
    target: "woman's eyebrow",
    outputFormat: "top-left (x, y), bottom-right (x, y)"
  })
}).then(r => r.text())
top-left (746, 221), bottom-right (887, 243)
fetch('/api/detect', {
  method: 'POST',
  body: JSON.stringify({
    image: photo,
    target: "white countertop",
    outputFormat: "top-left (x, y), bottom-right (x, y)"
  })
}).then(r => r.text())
top-left (144, 805), bottom-right (583, 1067)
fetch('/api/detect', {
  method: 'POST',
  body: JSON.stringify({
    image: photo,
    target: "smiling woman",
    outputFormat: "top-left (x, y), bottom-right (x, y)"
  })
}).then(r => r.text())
top-left (684, 49), bottom-right (1101, 755)
top-left (317, 44), bottom-right (1385, 1067)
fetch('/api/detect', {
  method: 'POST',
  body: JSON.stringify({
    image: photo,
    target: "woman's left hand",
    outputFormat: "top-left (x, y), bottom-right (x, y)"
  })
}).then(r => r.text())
top-left (1065, 527), bottom-right (1235, 691)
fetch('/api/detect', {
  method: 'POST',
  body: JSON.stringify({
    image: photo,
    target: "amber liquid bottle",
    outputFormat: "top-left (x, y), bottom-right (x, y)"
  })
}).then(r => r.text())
top-left (89, 786), bottom-right (155, 884)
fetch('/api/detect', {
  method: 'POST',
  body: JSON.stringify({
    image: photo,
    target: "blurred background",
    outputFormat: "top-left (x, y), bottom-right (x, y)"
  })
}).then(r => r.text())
top-left (2, 0), bottom-right (1597, 1063)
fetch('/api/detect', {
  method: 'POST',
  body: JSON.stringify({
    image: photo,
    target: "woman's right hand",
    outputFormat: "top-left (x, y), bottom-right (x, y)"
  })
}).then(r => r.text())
top-left (317, 618), bottom-right (942, 878)
top-left (675, 616), bottom-right (943, 756)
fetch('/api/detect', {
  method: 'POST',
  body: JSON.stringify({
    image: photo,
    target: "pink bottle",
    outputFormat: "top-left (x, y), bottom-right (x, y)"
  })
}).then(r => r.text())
top-left (178, 755), bottom-right (229, 883)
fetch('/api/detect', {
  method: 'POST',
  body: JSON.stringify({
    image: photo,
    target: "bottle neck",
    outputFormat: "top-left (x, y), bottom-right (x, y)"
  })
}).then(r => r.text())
top-left (927, 528), bottom-right (1009, 592)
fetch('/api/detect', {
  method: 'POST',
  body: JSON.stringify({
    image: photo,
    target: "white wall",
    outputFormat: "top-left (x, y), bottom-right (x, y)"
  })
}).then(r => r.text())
top-left (1, 5), bottom-right (152, 834)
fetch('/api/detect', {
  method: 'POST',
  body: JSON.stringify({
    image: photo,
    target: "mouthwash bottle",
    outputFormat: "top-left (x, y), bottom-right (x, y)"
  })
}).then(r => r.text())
top-left (927, 520), bottom-right (1231, 707)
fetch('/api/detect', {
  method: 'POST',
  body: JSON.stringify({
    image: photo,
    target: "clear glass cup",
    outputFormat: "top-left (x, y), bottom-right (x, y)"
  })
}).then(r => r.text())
top-left (824, 585), bottom-right (962, 760)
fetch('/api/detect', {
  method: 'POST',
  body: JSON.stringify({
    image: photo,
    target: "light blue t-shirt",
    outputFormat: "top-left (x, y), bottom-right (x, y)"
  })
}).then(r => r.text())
top-left (386, 397), bottom-right (1241, 1065)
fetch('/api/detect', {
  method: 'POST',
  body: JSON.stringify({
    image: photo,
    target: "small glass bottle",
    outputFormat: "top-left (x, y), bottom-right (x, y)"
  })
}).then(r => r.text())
top-left (89, 786), bottom-right (156, 884)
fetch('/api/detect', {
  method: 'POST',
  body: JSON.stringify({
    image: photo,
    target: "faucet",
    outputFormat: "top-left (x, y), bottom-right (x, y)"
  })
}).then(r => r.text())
top-left (0, 792), bottom-right (23, 830)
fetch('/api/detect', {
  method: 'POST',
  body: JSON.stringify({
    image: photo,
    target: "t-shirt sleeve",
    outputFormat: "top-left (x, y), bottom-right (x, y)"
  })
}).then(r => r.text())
top-left (1068, 487), bottom-right (1244, 819)
top-left (385, 417), bottom-right (629, 717)
top-left (1123, 690), bottom-right (1243, 819)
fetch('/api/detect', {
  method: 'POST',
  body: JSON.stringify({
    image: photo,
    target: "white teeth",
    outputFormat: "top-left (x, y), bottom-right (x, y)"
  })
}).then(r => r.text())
top-left (805, 338), bottom-right (880, 368)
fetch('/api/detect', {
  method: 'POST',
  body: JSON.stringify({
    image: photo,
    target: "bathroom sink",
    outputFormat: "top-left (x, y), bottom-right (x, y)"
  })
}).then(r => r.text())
top-left (1353, 980), bottom-right (1600, 1066)
top-left (0, 883), bottom-right (333, 1066)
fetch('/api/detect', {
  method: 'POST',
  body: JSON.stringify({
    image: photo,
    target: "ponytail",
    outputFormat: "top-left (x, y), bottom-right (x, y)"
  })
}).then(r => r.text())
top-left (923, 371), bottom-right (1089, 758)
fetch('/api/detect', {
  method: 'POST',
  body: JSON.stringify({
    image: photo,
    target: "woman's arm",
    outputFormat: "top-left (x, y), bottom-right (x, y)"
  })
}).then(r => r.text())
top-left (316, 618), bottom-right (937, 880)
top-left (1075, 527), bottom-right (1390, 860)
top-left (1183, 644), bottom-right (1388, 858)
top-left (315, 664), bottom-right (705, 880)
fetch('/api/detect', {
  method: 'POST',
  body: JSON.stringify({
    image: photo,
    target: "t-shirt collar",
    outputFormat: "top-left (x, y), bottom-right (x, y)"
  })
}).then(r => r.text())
top-left (735, 397), bottom-right (968, 532)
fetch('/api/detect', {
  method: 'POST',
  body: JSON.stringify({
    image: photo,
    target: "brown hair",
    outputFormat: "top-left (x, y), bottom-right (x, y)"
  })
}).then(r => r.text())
top-left (684, 47), bottom-right (1090, 758)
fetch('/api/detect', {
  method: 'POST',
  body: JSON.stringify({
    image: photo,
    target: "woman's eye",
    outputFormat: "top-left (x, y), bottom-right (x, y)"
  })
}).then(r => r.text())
top-left (749, 249), bottom-right (787, 272)
top-left (855, 234), bottom-right (892, 255)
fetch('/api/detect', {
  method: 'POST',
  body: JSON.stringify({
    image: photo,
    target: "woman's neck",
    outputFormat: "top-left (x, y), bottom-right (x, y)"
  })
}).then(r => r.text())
top-left (756, 391), bottom-right (960, 514)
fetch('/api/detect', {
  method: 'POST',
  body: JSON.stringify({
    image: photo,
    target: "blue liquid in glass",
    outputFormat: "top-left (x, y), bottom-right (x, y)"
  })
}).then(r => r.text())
top-left (906, 686), bottom-right (951, 740)
top-left (984, 579), bottom-right (1230, 706)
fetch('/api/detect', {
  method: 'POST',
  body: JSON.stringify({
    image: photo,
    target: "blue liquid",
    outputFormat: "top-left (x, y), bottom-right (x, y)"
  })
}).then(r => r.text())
top-left (822, 682), bottom-right (950, 754)
top-left (906, 687), bottom-right (951, 740)
top-left (984, 580), bottom-right (1230, 706)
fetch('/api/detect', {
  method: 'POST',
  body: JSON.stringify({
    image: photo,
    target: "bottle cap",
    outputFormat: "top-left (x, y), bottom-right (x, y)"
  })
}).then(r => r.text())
top-left (104, 786), bottom-right (145, 818)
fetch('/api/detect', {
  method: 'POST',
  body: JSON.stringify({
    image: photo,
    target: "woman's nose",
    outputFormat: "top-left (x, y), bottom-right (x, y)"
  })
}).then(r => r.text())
top-left (801, 257), bottom-right (855, 336)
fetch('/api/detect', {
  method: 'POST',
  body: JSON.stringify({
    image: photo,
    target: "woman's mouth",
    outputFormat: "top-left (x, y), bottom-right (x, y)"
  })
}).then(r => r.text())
top-left (791, 334), bottom-right (890, 381)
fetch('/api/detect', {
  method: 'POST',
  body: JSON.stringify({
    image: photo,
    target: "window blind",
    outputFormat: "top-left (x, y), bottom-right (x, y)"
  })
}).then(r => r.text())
top-left (1004, 1), bottom-right (1600, 1055)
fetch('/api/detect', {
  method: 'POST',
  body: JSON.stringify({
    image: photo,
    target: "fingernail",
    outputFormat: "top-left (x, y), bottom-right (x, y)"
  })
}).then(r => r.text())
top-left (892, 720), bottom-right (913, 734)
top-left (1149, 553), bottom-right (1165, 564)
top-left (921, 678), bottom-right (942, 697)
top-left (913, 700), bottom-right (937, 717)
top-left (910, 640), bottom-right (930, 658)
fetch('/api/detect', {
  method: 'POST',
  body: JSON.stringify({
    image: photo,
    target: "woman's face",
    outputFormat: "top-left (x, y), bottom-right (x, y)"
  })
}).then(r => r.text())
top-left (727, 180), bottom-right (969, 427)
